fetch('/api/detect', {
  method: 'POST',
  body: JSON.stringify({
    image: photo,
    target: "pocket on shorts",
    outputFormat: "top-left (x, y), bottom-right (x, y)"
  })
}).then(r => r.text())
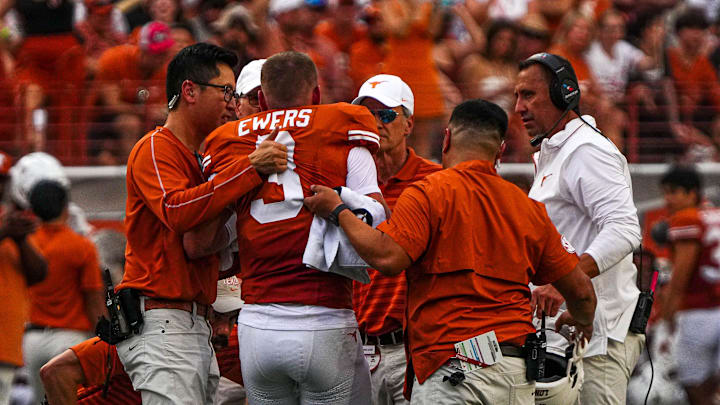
top-left (508, 380), bottom-right (535, 405)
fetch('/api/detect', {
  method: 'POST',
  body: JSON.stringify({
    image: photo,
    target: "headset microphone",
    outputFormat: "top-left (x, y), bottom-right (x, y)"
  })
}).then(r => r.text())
top-left (530, 107), bottom-right (573, 147)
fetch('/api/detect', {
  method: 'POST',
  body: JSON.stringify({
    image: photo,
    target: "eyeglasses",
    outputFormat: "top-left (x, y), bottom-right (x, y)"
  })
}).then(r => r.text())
top-left (240, 90), bottom-right (260, 108)
top-left (193, 81), bottom-right (240, 103)
top-left (369, 109), bottom-right (399, 124)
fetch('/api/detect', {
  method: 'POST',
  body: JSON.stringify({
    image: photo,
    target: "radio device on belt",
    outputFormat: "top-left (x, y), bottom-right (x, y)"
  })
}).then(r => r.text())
top-left (96, 269), bottom-right (143, 344)
top-left (524, 313), bottom-right (547, 380)
top-left (629, 247), bottom-right (658, 334)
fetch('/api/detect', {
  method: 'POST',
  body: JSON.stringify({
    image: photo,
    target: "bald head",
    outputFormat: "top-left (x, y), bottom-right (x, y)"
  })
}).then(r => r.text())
top-left (260, 51), bottom-right (318, 109)
top-left (447, 99), bottom-right (508, 155)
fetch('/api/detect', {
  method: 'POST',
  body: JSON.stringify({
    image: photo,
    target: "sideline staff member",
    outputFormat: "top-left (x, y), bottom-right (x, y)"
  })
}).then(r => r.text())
top-left (516, 53), bottom-right (643, 405)
top-left (116, 43), bottom-right (287, 404)
top-left (304, 99), bottom-right (597, 404)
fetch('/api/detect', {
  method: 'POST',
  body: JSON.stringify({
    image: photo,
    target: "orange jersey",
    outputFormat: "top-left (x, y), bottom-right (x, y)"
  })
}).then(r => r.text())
top-left (353, 148), bottom-right (440, 335)
top-left (95, 44), bottom-right (167, 105)
top-left (204, 103), bottom-right (379, 309)
top-left (119, 126), bottom-right (263, 304)
top-left (377, 160), bottom-right (578, 385)
top-left (669, 207), bottom-right (720, 310)
top-left (0, 238), bottom-right (31, 366)
top-left (27, 223), bottom-right (102, 331)
top-left (666, 47), bottom-right (720, 112)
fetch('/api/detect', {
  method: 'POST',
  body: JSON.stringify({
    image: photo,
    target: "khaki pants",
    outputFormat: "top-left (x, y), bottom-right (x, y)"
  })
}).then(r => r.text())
top-left (579, 333), bottom-right (645, 405)
top-left (370, 343), bottom-right (409, 405)
top-left (0, 364), bottom-right (14, 405)
top-left (410, 357), bottom-right (534, 405)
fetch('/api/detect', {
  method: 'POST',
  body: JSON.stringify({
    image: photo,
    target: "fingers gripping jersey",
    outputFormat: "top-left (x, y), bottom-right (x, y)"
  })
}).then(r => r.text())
top-left (204, 103), bottom-right (379, 309)
top-left (669, 207), bottom-right (720, 310)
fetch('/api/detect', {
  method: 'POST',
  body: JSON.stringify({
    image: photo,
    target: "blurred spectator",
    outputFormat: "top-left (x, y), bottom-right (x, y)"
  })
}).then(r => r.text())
top-left (587, 9), bottom-right (649, 103)
top-left (0, 0), bottom-right (86, 154)
top-left (89, 21), bottom-right (174, 165)
top-left (314, 0), bottom-right (364, 54)
top-left (128, 0), bottom-right (185, 41)
top-left (458, 19), bottom-right (518, 112)
top-left (469, 0), bottom-right (533, 21)
top-left (666, 8), bottom-right (720, 136)
top-left (0, 151), bottom-right (47, 405)
top-left (211, 3), bottom-right (262, 69)
top-left (515, 12), bottom-right (551, 60)
top-left (23, 180), bottom-right (105, 402)
top-left (75, 0), bottom-right (128, 77)
top-left (169, 21), bottom-right (197, 56)
top-left (380, 0), bottom-right (446, 160)
top-left (187, 0), bottom-right (226, 42)
top-left (348, 5), bottom-right (386, 92)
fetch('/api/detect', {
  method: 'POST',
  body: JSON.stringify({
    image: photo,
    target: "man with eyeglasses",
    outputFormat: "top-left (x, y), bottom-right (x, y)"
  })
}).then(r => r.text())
top-left (113, 43), bottom-right (288, 405)
top-left (350, 74), bottom-right (440, 405)
top-left (235, 59), bottom-right (265, 118)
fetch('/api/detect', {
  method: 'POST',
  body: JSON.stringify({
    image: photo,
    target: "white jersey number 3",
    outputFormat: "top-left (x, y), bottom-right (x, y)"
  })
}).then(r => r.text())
top-left (250, 131), bottom-right (303, 224)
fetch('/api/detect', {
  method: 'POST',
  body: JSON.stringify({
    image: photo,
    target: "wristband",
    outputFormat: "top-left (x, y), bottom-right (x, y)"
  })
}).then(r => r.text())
top-left (328, 203), bottom-right (349, 226)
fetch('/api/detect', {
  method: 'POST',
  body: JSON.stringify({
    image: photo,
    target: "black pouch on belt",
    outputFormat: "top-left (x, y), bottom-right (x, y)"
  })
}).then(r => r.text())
top-left (523, 322), bottom-right (547, 381)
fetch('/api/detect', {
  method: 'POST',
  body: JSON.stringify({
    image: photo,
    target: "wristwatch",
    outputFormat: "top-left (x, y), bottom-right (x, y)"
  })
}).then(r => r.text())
top-left (328, 203), bottom-right (350, 226)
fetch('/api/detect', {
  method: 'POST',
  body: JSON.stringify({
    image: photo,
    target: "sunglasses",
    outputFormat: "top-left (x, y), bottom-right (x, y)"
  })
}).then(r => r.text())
top-left (240, 90), bottom-right (260, 108)
top-left (369, 109), bottom-right (399, 124)
top-left (193, 81), bottom-right (240, 103)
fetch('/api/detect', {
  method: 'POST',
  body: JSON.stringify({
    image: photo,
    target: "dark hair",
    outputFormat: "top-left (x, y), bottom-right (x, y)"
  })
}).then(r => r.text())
top-left (29, 180), bottom-right (68, 222)
top-left (627, 9), bottom-right (665, 43)
top-left (261, 51), bottom-right (318, 109)
top-left (449, 99), bottom-right (509, 141)
top-left (675, 8), bottom-right (708, 33)
top-left (518, 53), bottom-right (575, 86)
top-left (485, 19), bottom-right (517, 60)
top-left (170, 22), bottom-right (197, 40)
top-left (661, 165), bottom-right (702, 195)
top-left (166, 42), bottom-right (238, 106)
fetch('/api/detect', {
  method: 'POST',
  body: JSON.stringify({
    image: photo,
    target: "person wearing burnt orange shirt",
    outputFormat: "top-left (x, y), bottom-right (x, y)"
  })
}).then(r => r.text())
top-left (661, 166), bottom-right (720, 405)
top-left (23, 180), bottom-right (105, 403)
top-left (0, 152), bottom-right (47, 405)
top-left (305, 99), bottom-right (596, 404)
top-left (114, 43), bottom-right (286, 405)
top-left (350, 74), bottom-right (440, 405)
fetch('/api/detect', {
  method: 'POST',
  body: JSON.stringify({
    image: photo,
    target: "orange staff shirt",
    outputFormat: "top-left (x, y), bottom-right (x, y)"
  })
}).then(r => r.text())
top-left (377, 160), bottom-right (578, 386)
top-left (0, 238), bottom-right (31, 367)
top-left (118, 127), bottom-right (263, 305)
top-left (28, 223), bottom-right (102, 331)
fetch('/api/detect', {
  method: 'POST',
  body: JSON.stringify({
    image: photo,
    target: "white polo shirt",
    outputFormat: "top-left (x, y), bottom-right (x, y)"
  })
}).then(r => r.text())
top-left (529, 115), bottom-right (642, 357)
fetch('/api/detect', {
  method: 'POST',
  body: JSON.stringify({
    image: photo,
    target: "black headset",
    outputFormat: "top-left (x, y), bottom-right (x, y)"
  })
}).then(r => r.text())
top-left (523, 53), bottom-right (601, 146)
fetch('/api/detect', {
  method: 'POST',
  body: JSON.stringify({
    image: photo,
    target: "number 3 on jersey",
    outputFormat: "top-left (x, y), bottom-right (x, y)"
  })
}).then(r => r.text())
top-left (250, 131), bottom-right (303, 224)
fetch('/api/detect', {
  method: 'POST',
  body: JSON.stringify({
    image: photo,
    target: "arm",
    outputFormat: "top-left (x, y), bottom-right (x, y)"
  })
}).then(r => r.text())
top-left (663, 240), bottom-right (702, 322)
top-left (0, 211), bottom-right (47, 285)
top-left (552, 266), bottom-right (597, 340)
top-left (304, 185), bottom-right (411, 274)
top-left (562, 145), bottom-right (641, 275)
top-left (40, 349), bottom-right (85, 405)
top-left (183, 208), bottom-right (235, 259)
top-left (83, 289), bottom-right (108, 327)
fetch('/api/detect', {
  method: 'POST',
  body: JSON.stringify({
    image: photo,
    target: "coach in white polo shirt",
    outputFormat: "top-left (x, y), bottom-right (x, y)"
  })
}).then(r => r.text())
top-left (515, 53), bottom-right (643, 405)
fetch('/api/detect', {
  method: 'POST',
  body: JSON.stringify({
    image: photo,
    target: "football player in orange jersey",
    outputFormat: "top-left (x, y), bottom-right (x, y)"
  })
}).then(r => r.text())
top-left (662, 166), bottom-right (720, 405)
top-left (203, 51), bottom-right (385, 404)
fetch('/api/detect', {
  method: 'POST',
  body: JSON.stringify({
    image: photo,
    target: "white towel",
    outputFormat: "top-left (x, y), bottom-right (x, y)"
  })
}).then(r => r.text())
top-left (303, 187), bottom-right (386, 283)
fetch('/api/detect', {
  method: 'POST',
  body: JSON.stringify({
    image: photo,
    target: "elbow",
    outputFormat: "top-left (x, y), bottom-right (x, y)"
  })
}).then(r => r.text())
top-left (370, 255), bottom-right (405, 276)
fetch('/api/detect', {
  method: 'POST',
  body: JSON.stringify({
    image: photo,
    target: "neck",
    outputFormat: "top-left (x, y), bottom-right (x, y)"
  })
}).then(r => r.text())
top-left (444, 150), bottom-right (493, 169)
top-left (375, 146), bottom-right (408, 184)
top-left (600, 39), bottom-right (614, 54)
top-left (164, 110), bottom-right (202, 151)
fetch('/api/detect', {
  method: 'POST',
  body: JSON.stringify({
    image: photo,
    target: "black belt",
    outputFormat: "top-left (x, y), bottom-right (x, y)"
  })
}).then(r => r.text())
top-left (25, 324), bottom-right (56, 332)
top-left (361, 329), bottom-right (404, 346)
top-left (500, 344), bottom-right (524, 358)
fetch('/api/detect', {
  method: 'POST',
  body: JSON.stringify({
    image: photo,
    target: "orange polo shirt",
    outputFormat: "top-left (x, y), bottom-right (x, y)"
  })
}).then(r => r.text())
top-left (0, 238), bottom-right (31, 366)
top-left (118, 126), bottom-right (263, 305)
top-left (28, 223), bottom-right (102, 331)
top-left (377, 160), bottom-right (578, 387)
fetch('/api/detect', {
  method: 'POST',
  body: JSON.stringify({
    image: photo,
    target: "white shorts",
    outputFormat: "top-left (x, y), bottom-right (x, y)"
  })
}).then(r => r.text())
top-left (238, 324), bottom-right (371, 405)
top-left (675, 307), bottom-right (720, 386)
top-left (368, 342), bottom-right (408, 405)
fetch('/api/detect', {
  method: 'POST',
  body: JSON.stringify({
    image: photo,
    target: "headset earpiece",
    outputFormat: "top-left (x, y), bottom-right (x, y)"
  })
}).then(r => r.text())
top-left (525, 53), bottom-right (580, 112)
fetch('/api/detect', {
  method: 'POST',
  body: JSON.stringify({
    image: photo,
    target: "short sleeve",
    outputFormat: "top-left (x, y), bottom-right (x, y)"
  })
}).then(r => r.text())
top-left (377, 183), bottom-right (432, 261)
top-left (343, 106), bottom-right (380, 154)
top-left (669, 210), bottom-right (702, 242)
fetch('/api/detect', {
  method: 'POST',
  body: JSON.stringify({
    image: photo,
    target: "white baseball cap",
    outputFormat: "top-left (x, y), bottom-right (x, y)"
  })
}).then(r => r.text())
top-left (269, 0), bottom-right (304, 16)
top-left (212, 276), bottom-right (244, 314)
top-left (236, 59), bottom-right (266, 96)
top-left (352, 74), bottom-right (414, 115)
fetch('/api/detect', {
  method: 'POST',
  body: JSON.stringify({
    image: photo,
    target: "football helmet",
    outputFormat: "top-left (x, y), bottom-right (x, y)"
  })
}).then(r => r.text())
top-left (9, 152), bottom-right (69, 209)
top-left (534, 335), bottom-right (587, 405)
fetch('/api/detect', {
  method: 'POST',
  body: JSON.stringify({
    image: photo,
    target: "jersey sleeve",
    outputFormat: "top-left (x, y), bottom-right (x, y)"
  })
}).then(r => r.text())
top-left (377, 182), bottom-right (432, 262)
top-left (129, 131), bottom-right (262, 234)
top-left (203, 124), bottom-right (256, 179)
top-left (341, 104), bottom-right (380, 154)
top-left (532, 205), bottom-right (580, 286)
top-left (79, 238), bottom-right (103, 291)
top-left (669, 209), bottom-right (703, 242)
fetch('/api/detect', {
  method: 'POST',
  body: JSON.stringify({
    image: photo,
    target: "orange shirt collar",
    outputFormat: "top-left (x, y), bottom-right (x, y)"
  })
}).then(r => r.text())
top-left (452, 159), bottom-right (498, 176)
top-left (390, 148), bottom-right (424, 182)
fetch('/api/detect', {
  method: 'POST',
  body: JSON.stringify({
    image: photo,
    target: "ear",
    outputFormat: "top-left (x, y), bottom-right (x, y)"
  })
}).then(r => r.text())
top-left (442, 127), bottom-right (451, 154)
top-left (258, 89), bottom-right (269, 111)
top-left (181, 80), bottom-right (196, 106)
top-left (495, 140), bottom-right (506, 167)
top-left (404, 115), bottom-right (414, 137)
top-left (312, 86), bottom-right (321, 105)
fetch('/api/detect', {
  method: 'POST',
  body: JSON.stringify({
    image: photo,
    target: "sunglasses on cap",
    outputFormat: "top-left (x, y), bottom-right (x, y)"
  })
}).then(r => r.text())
top-left (369, 109), bottom-right (399, 124)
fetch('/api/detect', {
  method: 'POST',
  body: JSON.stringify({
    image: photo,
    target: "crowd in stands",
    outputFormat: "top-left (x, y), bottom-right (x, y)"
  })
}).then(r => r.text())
top-left (0, 0), bottom-right (720, 165)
